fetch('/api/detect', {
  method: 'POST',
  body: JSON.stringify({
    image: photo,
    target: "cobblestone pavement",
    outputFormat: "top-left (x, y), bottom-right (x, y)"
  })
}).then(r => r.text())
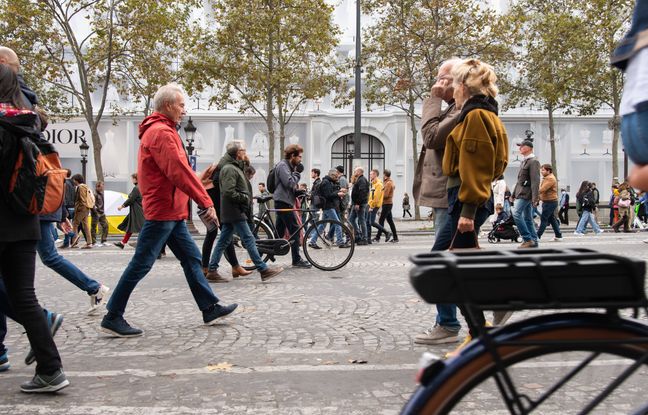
top-left (1, 230), bottom-right (647, 414)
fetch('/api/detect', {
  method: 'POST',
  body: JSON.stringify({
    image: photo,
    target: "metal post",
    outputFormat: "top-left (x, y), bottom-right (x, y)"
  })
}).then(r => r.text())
top-left (354, 0), bottom-right (361, 159)
top-left (184, 118), bottom-right (198, 234)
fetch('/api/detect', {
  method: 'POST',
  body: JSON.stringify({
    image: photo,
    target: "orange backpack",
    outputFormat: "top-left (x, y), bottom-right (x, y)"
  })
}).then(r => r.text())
top-left (3, 126), bottom-right (67, 215)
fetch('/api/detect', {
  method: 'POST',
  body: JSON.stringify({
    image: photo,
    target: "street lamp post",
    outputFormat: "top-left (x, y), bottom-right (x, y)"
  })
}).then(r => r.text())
top-left (184, 117), bottom-right (198, 234)
top-left (79, 141), bottom-right (89, 181)
top-left (354, 0), bottom-right (362, 159)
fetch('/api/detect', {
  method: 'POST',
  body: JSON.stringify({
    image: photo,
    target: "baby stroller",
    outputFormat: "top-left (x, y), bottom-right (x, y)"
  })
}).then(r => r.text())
top-left (488, 214), bottom-right (520, 243)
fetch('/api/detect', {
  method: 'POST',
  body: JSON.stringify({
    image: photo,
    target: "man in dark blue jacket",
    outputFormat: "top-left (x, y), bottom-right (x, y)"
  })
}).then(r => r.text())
top-left (348, 166), bottom-right (370, 245)
top-left (308, 169), bottom-right (351, 249)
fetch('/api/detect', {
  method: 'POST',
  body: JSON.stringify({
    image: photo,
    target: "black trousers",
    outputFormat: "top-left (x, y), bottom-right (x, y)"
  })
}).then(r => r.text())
top-left (558, 207), bottom-right (569, 225)
top-left (376, 204), bottom-right (398, 240)
top-left (0, 241), bottom-right (61, 375)
top-left (275, 201), bottom-right (303, 264)
top-left (201, 226), bottom-right (238, 269)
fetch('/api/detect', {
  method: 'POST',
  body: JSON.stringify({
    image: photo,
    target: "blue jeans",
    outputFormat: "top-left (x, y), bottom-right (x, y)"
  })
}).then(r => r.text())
top-left (621, 107), bottom-right (648, 165)
top-left (433, 208), bottom-right (449, 238)
top-left (348, 204), bottom-right (368, 241)
top-left (537, 201), bottom-right (562, 239)
top-left (366, 207), bottom-right (387, 241)
top-left (512, 198), bottom-right (538, 243)
top-left (62, 208), bottom-right (75, 246)
top-left (310, 208), bottom-right (343, 245)
top-left (107, 220), bottom-right (219, 316)
top-left (38, 222), bottom-right (100, 295)
top-left (209, 220), bottom-right (268, 272)
top-left (576, 210), bottom-right (602, 234)
top-left (432, 187), bottom-right (492, 331)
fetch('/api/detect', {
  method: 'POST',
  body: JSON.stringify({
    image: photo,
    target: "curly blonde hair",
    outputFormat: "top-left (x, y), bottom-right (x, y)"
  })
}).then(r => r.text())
top-left (452, 59), bottom-right (498, 98)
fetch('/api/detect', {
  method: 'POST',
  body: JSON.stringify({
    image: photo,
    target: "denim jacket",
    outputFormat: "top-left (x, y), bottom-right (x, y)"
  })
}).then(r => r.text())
top-left (611, 0), bottom-right (648, 70)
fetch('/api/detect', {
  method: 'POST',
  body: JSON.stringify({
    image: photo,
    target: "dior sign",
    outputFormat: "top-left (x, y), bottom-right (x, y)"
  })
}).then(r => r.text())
top-left (43, 128), bottom-right (88, 145)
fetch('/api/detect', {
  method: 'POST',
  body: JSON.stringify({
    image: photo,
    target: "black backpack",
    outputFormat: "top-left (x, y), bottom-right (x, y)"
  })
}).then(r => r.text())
top-left (311, 180), bottom-right (325, 209)
top-left (266, 166), bottom-right (277, 194)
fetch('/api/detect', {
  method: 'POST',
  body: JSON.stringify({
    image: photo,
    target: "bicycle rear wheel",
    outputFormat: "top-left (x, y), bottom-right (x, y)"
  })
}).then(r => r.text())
top-left (302, 219), bottom-right (355, 271)
top-left (403, 313), bottom-right (648, 415)
top-left (235, 219), bottom-right (273, 271)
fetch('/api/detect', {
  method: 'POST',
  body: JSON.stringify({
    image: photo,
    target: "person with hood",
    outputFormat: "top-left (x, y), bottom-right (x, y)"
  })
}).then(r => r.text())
top-left (206, 141), bottom-right (283, 281)
top-left (0, 61), bottom-right (69, 392)
top-left (100, 83), bottom-right (238, 338)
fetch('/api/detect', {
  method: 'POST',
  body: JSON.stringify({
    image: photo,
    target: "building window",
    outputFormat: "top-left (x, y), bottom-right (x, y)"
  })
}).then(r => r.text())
top-left (331, 133), bottom-right (385, 176)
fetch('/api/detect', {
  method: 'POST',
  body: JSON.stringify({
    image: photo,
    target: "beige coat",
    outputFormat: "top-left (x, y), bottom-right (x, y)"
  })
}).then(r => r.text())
top-left (413, 96), bottom-right (460, 208)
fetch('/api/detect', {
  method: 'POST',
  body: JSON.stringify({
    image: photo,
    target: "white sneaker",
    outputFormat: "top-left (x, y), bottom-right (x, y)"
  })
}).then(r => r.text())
top-left (573, 232), bottom-right (585, 236)
top-left (553, 237), bottom-right (563, 241)
top-left (595, 230), bottom-right (604, 235)
top-left (88, 284), bottom-right (110, 315)
top-left (643, 239), bottom-right (648, 244)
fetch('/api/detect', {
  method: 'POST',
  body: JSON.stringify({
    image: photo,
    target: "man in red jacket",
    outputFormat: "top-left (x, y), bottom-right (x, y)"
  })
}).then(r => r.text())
top-left (101, 83), bottom-right (237, 337)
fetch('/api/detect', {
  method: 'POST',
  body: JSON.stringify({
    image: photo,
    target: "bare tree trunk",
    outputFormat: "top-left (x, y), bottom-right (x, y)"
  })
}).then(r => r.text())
top-left (611, 115), bottom-right (621, 181)
top-left (547, 105), bottom-right (557, 179)
top-left (266, 91), bottom-right (275, 170)
top-left (407, 96), bottom-right (421, 220)
top-left (611, 78), bottom-right (621, 181)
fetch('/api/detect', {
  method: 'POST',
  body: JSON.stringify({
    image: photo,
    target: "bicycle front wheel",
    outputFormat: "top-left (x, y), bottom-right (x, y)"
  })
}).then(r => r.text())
top-left (403, 313), bottom-right (648, 415)
top-left (302, 219), bottom-right (355, 271)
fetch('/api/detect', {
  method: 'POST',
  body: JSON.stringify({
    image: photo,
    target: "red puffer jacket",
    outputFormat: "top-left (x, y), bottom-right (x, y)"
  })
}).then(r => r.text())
top-left (138, 112), bottom-right (212, 221)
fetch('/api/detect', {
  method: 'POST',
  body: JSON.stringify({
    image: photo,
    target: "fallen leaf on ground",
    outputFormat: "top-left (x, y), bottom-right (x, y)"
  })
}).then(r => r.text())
top-left (207, 362), bottom-right (234, 372)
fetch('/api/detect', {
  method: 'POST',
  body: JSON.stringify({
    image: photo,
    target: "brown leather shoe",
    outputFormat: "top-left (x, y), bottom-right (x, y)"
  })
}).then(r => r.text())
top-left (232, 265), bottom-right (252, 278)
top-left (260, 266), bottom-right (284, 282)
top-left (518, 240), bottom-right (538, 249)
top-left (202, 267), bottom-right (208, 276)
top-left (205, 270), bottom-right (229, 283)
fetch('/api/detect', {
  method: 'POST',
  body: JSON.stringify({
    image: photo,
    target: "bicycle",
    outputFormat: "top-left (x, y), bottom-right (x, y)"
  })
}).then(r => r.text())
top-left (402, 247), bottom-right (648, 414)
top-left (234, 194), bottom-right (355, 271)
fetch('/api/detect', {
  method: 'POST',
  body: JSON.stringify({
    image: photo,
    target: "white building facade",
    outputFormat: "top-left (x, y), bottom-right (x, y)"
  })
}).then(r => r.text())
top-left (45, 0), bottom-right (627, 216)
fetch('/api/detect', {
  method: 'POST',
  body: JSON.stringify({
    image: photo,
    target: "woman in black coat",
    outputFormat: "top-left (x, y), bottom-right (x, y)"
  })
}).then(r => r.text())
top-left (114, 173), bottom-right (145, 249)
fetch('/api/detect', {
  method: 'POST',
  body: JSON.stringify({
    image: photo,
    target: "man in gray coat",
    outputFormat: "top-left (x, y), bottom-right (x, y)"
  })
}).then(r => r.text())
top-left (512, 139), bottom-right (541, 248)
top-left (272, 144), bottom-right (312, 268)
top-left (413, 58), bottom-right (463, 346)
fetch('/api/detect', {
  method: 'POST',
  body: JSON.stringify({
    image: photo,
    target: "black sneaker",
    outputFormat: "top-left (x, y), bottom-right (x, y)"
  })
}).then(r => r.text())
top-left (25, 311), bottom-right (63, 366)
top-left (390, 239), bottom-right (399, 243)
top-left (100, 314), bottom-right (143, 337)
top-left (292, 259), bottom-right (312, 268)
top-left (203, 303), bottom-right (238, 325)
top-left (308, 242), bottom-right (322, 250)
top-left (337, 242), bottom-right (352, 248)
top-left (20, 368), bottom-right (70, 393)
top-left (385, 232), bottom-right (393, 242)
top-left (0, 352), bottom-right (9, 372)
top-left (357, 240), bottom-right (368, 246)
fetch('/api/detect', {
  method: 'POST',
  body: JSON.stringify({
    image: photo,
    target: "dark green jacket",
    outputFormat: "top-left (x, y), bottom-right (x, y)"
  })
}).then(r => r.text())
top-left (218, 153), bottom-right (250, 224)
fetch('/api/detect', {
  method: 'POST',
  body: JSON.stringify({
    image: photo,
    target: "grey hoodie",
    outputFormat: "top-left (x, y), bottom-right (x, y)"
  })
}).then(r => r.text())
top-left (272, 158), bottom-right (300, 206)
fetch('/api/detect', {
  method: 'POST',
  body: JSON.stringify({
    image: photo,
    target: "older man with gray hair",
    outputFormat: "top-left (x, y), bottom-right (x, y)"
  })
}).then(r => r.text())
top-left (101, 83), bottom-right (238, 338)
top-left (206, 141), bottom-right (283, 281)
